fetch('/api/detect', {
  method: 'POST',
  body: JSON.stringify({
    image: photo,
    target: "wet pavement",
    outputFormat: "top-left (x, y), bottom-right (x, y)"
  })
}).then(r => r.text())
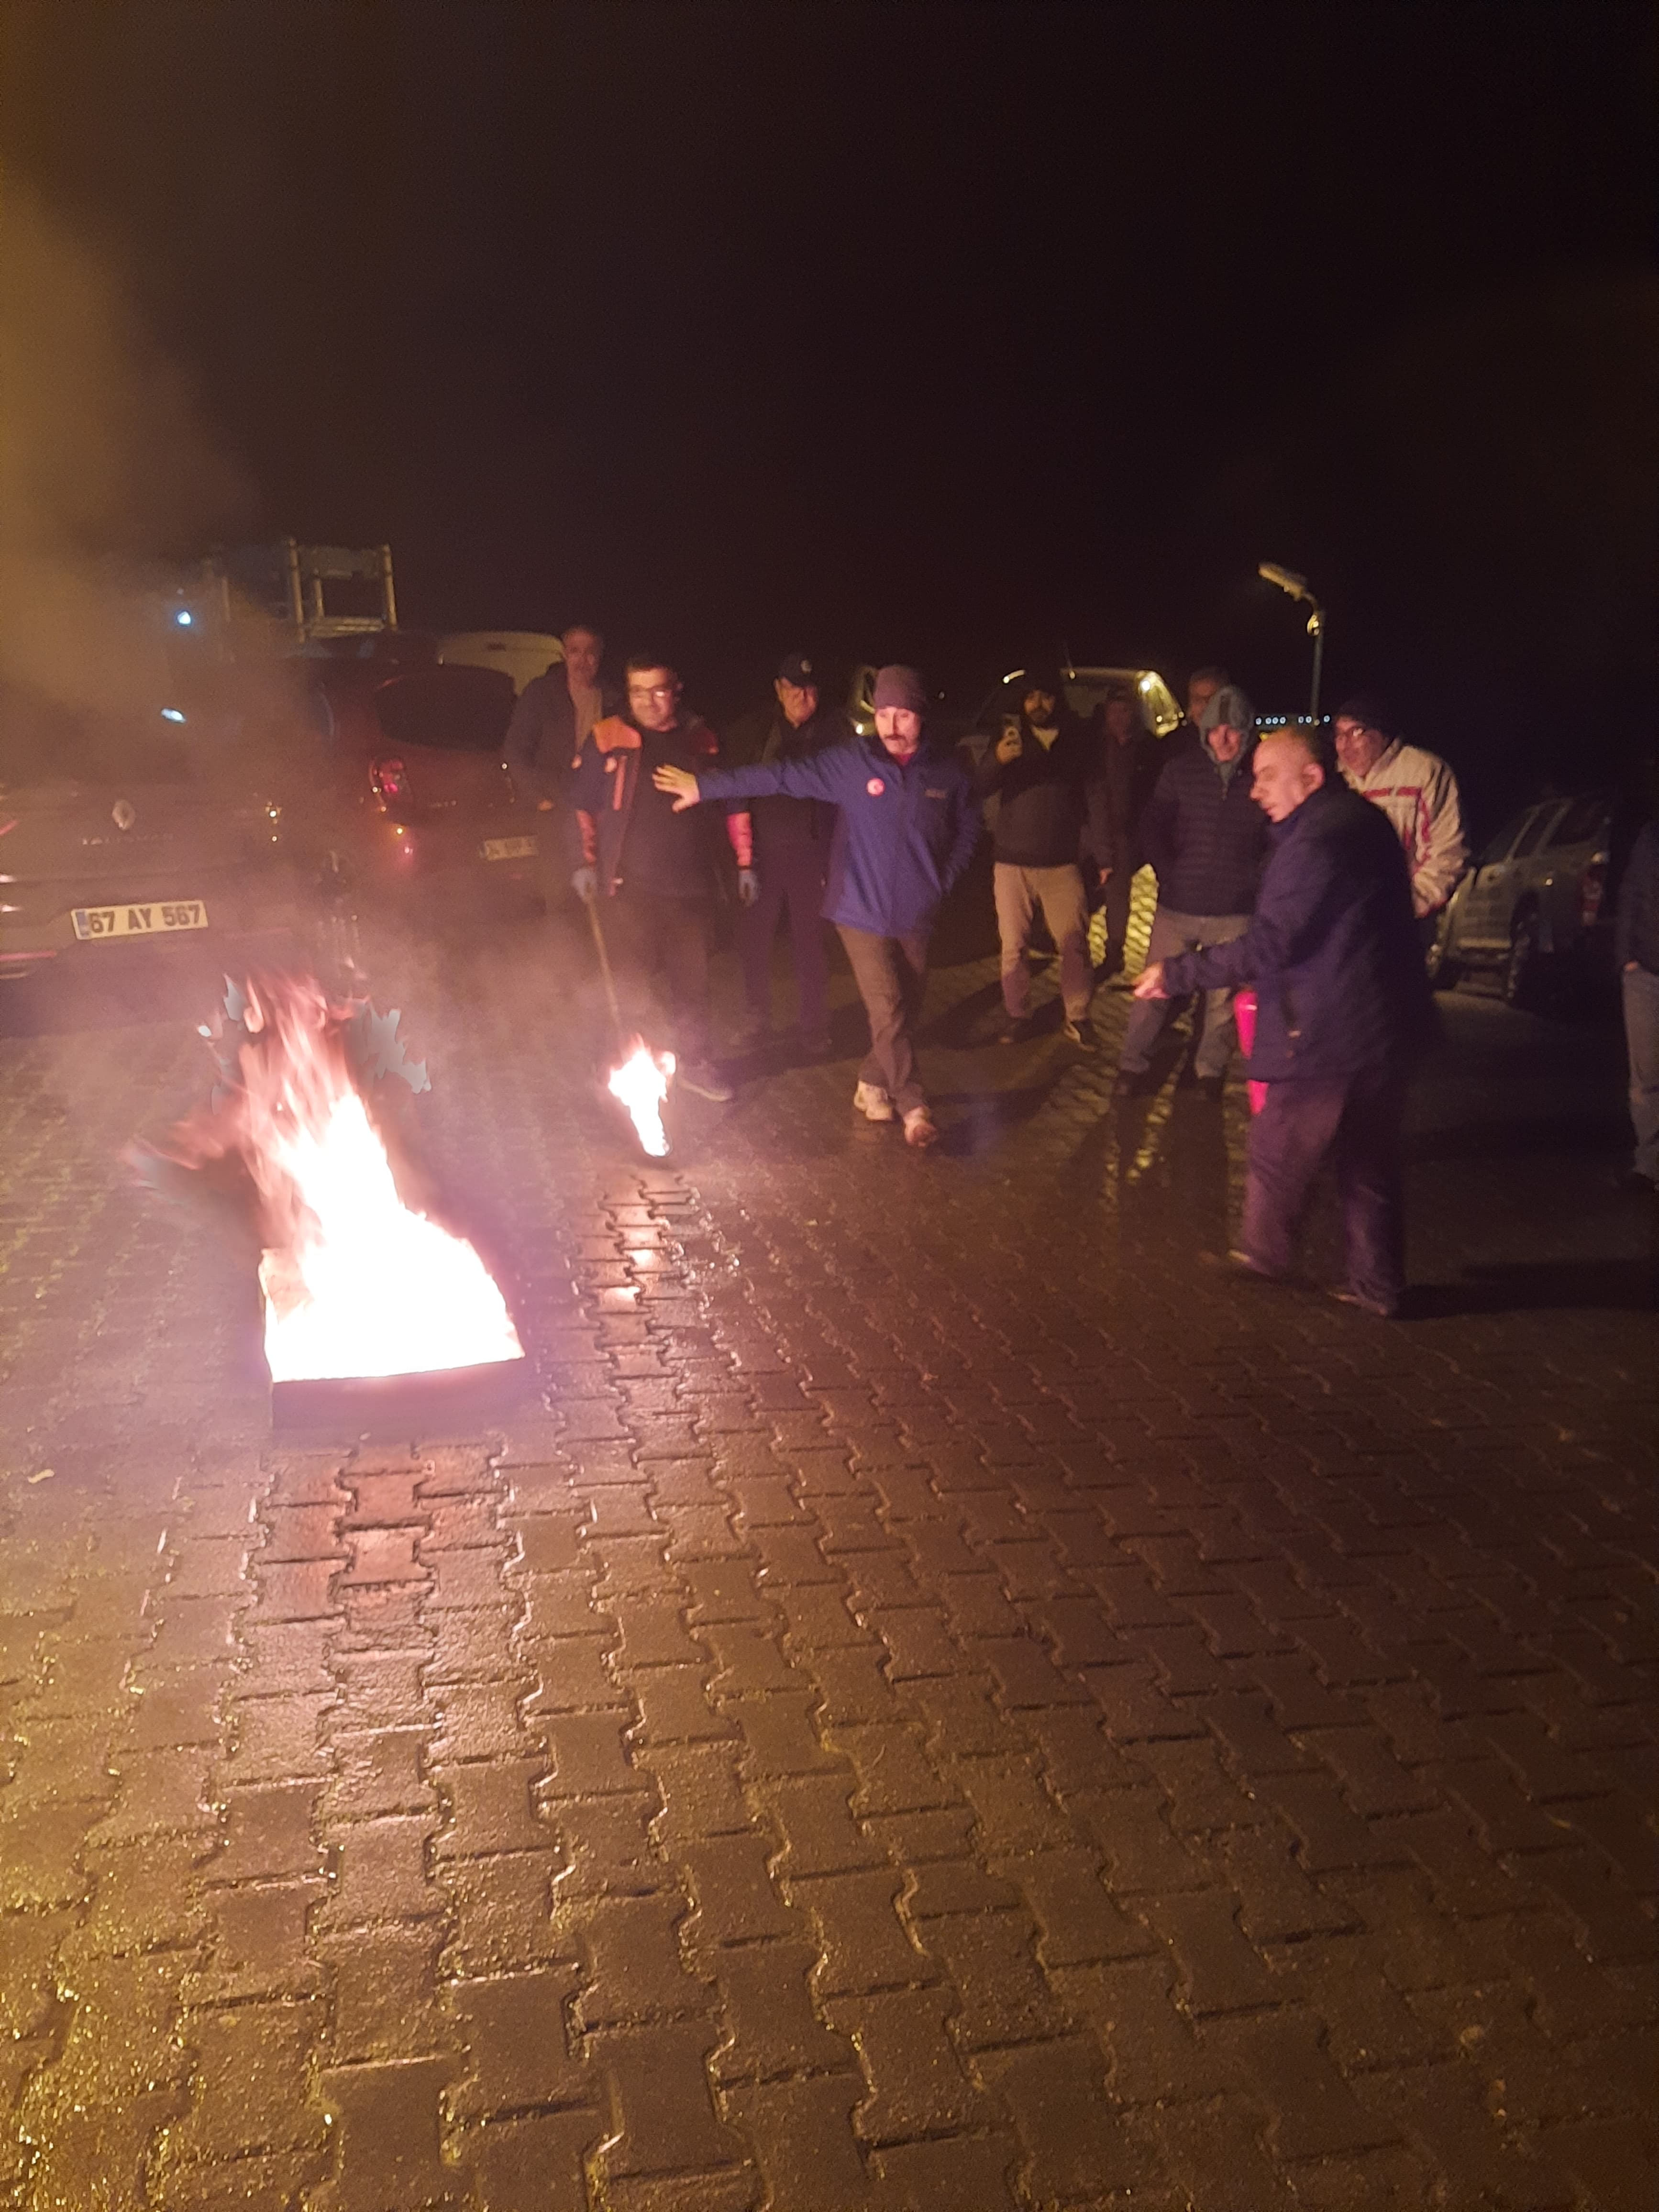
top-left (0, 907), bottom-right (1654, 2211)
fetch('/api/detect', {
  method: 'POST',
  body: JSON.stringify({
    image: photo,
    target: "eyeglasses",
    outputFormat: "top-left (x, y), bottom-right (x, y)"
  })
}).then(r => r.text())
top-left (627, 684), bottom-right (676, 702)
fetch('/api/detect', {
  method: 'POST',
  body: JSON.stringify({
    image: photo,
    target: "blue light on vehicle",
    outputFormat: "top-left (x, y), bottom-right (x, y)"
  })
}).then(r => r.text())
top-left (175, 609), bottom-right (193, 627)
top-left (161, 708), bottom-right (186, 723)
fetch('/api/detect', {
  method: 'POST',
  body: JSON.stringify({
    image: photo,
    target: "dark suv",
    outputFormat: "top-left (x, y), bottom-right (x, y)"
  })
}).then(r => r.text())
top-left (1431, 792), bottom-right (1619, 1006)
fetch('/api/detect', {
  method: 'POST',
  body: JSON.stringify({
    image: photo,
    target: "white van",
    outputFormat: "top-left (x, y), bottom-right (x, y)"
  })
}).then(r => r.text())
top-left (436, 631), bottom-right (564, 697)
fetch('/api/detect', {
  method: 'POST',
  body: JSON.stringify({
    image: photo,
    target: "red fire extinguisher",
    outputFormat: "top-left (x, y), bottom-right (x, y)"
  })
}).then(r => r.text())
top-left (1234, 990), bottom-right (1268, 1116)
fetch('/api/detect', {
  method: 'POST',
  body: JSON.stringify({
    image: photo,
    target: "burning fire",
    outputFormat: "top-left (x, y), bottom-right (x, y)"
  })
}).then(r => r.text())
top-left (150, 973), bottom-right (521, 1383)
top-left (608, 1037), bottom-right (675, 1157)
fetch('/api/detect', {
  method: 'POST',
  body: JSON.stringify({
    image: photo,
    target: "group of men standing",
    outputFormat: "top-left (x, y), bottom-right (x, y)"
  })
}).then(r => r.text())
top-left (505, 624), bottom-right (1471, 1301)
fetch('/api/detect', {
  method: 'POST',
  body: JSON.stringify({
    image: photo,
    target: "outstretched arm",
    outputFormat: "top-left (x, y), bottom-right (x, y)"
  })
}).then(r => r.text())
top-left (657, 749), bottom-right (853, 811)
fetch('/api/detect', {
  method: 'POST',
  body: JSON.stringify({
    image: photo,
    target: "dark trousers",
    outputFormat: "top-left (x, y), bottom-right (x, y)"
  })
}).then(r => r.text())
top-left (739, 842), bottom-right (830, 1037)
top-left (603, 891), bottom-right (712, 1062)
top-left (837, 925), bottom-right (930, 1114)
top-left (1242, 1065), bottom-right (1409, 1309)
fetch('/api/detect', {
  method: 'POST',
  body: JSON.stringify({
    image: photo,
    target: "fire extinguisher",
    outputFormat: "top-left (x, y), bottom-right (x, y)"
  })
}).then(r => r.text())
top-left (1234, 990), bottom-right (1268, 1116)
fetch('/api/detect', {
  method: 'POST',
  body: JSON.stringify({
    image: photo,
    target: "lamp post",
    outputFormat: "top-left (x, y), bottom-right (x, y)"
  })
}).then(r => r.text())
top-left (1258, 563), bottom-right (1325, 724)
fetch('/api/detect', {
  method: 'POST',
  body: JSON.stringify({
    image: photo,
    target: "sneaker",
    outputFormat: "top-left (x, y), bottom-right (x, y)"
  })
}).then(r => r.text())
top-left (1061, 1019), bottom-right (1097, 1052)
top-left (1113, 1069), bottom-right (1152, 1099)
top-left (902, 1106), bottom-right (940, 1150)
top-left (1201, 1247), bottom-right (1283, 1285)
top-left (997, 1015), bottom-right (1033, 1045)
top-left (679, 1061), bottom-right (735, 1103)
top-left (853, 1080), bottom-right (896, 1121)
top-left (1327, 1285), bottom-right (1399, 1319)
top-left (1194, 1074), bottom-right (1225, 1102)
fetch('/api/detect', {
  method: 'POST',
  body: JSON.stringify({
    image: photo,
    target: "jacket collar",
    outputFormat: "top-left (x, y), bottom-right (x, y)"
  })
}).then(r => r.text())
top-left (594, 711), bottom-right (717, 757)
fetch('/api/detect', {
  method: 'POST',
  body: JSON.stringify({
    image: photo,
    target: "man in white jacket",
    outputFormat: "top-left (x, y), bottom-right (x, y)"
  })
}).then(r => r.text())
top-left (1334, 694), bottom-right (1466, 940)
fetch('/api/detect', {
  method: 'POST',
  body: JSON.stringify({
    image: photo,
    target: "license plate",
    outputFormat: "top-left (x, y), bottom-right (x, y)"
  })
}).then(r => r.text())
top-left (72, 900), bottom-right (209, 940)
top-left (481, 836), bottom-right (537, 861)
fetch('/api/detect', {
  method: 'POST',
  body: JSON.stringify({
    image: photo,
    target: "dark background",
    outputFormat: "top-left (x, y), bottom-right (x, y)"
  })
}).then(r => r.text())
top-left (3, 0), bottom-right (1654, 831)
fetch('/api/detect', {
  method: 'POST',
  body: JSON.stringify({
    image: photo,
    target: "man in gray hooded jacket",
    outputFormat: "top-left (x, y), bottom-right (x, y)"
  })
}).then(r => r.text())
top-left (1115, 683), bottom-right (1269, 1100)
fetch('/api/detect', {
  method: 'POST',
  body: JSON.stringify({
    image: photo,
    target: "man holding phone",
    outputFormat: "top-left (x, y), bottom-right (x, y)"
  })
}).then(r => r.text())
top-left (975, 668), bottom-right (1110, 1046)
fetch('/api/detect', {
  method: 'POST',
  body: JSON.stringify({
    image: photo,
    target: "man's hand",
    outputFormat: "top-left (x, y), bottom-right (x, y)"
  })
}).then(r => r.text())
top-left (995, 727), bottom-right (1023, 764)
top-left (736, 868), bottom-right (760, 906)
top-left (653, 764), bottom-right (701, 810)
top-left (571, 866), bottom-right (598, 903)
top-left (1133, 961), bottom-right (1169, 1000)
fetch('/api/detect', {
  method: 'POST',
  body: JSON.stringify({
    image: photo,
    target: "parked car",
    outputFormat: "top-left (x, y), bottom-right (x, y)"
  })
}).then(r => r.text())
top-left (286, 637), bottom-right (542, 909)
top-left (970, 664), bottom-right (1184, 755)
top-left (1430, 791), bottom-right (1620, 1006)
top-left (0, 688), bottom-right (303, 986)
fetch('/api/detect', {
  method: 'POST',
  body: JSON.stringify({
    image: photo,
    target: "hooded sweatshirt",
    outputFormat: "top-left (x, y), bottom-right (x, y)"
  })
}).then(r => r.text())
top-left (973, 709), bottom-right (1111, 870)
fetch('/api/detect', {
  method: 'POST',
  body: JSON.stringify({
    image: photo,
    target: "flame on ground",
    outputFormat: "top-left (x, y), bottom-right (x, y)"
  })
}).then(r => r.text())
top-left (608, 1037), bottom-right (675, 1156)
top-left (159, 972), bottom-right (521, 1383)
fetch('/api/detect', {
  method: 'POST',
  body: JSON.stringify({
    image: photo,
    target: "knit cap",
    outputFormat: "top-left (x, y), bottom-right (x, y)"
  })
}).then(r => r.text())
top-left (872, 664), bottom-right (927, 715)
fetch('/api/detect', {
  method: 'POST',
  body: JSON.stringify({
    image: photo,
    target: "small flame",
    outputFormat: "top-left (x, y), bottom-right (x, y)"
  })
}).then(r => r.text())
top-left (608, 1037), bottom-right (675, 1156)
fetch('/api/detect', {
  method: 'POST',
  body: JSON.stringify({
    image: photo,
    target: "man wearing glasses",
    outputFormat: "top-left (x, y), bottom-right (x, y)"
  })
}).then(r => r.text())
top-left (568, 656), bottom-right (755, 1102)
top-left (1333, 693), bottom-right (1466, 948)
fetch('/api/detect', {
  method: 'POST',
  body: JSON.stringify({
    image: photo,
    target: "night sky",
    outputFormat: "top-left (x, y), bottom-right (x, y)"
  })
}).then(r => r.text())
top-left (4, 1), bottom-right (1654, 826)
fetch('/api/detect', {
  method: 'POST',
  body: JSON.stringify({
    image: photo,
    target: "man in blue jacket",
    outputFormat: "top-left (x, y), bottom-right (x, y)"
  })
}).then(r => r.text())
top-left (653, 664), bottom-right (980, 1149)
top-left (1133, 721), bottom-right (1434, 1316)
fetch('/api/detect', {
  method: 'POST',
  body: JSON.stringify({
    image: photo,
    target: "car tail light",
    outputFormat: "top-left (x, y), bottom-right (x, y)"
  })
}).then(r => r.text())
top-left (1580, 857), bottom-right (1607, 929)
top-left (372, 755), bottom-right (408, 801)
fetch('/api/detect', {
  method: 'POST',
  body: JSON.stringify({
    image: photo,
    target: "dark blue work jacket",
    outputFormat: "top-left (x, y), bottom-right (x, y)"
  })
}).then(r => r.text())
top-left (1159, 781), bottom-right (1435, 1081)
top-left (696, 734), bottom-right (981, 939)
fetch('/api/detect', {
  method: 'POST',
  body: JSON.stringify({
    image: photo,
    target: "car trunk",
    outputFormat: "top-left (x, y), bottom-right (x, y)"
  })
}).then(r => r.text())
top-left (365, 666), bottom-right (528, 851)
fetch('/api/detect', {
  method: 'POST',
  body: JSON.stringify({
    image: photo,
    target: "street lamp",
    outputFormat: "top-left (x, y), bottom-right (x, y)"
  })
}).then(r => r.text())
top-left (1258, 562), bottom-right (1325, 723)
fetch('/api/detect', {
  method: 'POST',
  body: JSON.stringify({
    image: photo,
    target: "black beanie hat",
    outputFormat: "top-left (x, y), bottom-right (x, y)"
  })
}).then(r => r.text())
top-left (1335, 692), bottom-right (1394, 735)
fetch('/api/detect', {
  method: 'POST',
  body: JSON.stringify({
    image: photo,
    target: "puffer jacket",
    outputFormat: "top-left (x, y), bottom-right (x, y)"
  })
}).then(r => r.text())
top-left (1140, 738), bottom-right (1270, 915)
top-left (1158, 781), bottom-right (1435, 1081)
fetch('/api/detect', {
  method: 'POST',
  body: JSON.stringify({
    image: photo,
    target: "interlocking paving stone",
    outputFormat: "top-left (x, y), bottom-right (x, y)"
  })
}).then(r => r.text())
top-left (1, 936), bottom-right (1653, 2207)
